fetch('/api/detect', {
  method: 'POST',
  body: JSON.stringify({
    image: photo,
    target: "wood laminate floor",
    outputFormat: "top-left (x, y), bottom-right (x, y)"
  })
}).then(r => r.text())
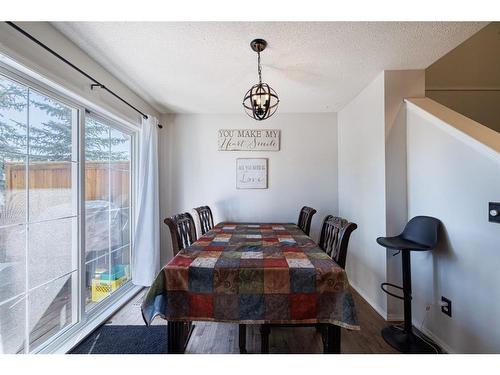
top-left (107, 288), bottom-right (398, 354)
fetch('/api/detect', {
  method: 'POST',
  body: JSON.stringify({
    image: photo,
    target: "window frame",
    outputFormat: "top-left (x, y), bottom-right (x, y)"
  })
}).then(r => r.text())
top-left (0, 59), bottom-right (140, 354)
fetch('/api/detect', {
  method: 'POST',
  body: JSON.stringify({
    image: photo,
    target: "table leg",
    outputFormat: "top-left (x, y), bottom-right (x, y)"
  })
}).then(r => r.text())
top-left (167, 321), bottom-right (184, 354)
top-left (260, 324), bottom-right (270, 354)
top-left (324, 324), bottom-right (341, 354)
top-left (239, 324), bottom-right (247, 354)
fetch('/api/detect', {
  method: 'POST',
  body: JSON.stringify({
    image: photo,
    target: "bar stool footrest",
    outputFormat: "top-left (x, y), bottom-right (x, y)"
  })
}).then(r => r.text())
top-left (381, 282), bottom-right (405, 300)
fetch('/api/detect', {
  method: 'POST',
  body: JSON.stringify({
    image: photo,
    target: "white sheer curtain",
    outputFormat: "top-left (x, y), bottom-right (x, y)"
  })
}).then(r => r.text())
top-left (132, 115), bottom-right (160, 286)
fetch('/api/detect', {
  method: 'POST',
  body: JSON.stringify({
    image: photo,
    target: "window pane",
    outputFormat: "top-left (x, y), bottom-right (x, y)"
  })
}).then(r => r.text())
top-left (110, 208), bottom-right (129, 250)
top-left (85, 254), bottom-right (110, 308)
top-left (0, 153), bottom-right (26, 227)
top-left (85, 117), bottom-right (110, 215)
top-left (0, 74), bottom-right (27, 155)
top-left (28, 90), bottom-right (75, 162)
top-left (0, 224), bottom-right (26, 302)
top-left (111, 245), bottom-right (130, 283)
top-left (120, 208), bottom-right (130, 248)
top-left (28, 159), bottom-right (76, 222)
top-left (109, 128), bottom-right (129, 208)
top-left (0, 295), bottom-right (25, 354)
top-left (85, 117), bottom-right (109, 162)
top-left (28, 272), bottom-right (76, 351)
top-left (85, 208), bottom-right (110, 263)
top-left (110, 128), bottom-right (130, 162)
top-left (85, 163), bottom-right (109, 203)
top-left (110, 168), bottom-right (129, 208)
top-left (28, 217), bottom-right (77, 289)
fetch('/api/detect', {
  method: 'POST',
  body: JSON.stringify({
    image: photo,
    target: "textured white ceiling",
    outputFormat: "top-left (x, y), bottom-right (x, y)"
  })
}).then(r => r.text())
top-left (52, 22), bottom-right (486, 114)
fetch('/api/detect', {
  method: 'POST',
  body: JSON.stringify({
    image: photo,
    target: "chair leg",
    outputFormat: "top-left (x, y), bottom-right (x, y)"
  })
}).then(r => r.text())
top-left (167, 321), bottom-right (184, 354)
top-left (239, 324), bottom-right (247, 354)
top-left (324, 324), bottom-right (341, 354)
top-left (260, 324), bottom-right (270, 354)
top-left (317, 323), bottom-right (326, 347)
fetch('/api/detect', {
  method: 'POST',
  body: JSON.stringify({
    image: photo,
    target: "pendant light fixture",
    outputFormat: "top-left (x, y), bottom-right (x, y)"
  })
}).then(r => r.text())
top-left (243, 39), bottom-right (279, 121)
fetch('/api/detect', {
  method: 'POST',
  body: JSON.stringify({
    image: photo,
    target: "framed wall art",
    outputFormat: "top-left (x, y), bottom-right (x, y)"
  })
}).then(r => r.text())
top-left (236, 158), bottom-right (268, 189)
top-left (218, 129), bottom-right (280, 151)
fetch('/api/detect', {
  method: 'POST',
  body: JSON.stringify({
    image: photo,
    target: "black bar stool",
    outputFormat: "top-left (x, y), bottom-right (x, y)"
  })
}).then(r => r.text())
top-left (376, 216), bottom-right (441, 353)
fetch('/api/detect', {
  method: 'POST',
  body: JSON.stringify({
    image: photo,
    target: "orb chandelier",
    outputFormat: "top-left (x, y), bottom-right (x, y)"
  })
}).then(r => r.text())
top-left (243, 39), bottom-right (279, 121)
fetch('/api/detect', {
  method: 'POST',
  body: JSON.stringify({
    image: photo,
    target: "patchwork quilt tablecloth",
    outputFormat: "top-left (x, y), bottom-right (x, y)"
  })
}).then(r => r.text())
top-left (141, 223), bottom-right (359, 330)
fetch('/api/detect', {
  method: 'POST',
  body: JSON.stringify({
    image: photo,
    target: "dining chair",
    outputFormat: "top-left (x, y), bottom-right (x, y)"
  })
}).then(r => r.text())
top-left (318, 215), bottom-right (358, 269)
top-left (163, 212), bottom-right (198, 350)
top-left (297, 206), bottom-right (317, 235)
top-left (164, 212), bottom-right (197, 256)
top-left (194, 205), bottom-right (214, 235)
top-left (259, 215), bottom-right (357, 353)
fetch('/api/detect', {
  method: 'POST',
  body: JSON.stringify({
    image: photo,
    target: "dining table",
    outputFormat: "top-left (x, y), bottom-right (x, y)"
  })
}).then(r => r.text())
top-left (141, 222), bottom-right (360, 353)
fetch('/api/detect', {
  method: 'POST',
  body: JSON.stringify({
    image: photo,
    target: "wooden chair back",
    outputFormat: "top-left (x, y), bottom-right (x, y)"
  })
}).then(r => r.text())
top-left (318, 215), bottom-right (357, 269)
top-left (194, 206), bottom-right (214, 235)
top-left (164, 212), bottom-right (197, 256)
top-left (297, 206), bottom-right (317, 235)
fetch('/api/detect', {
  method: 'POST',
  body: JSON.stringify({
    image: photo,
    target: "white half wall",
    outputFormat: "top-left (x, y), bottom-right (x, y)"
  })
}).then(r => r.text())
top-left (338, 72), bottom-right (388, 317)
top-left (407, 102), bottom-right (500, 353)
top-left (159, 113), bottom-right (338, 264)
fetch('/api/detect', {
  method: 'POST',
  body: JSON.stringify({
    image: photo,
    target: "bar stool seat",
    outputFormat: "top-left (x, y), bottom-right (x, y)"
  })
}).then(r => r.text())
top-left (377, 216), bottom-right (441, 354)
top-left (376, 237), bottom-right (432, 251)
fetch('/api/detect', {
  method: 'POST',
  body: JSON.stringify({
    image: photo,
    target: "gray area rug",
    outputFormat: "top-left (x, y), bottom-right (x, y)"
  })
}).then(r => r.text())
top-left (70, 325), bottom-right (167, 354)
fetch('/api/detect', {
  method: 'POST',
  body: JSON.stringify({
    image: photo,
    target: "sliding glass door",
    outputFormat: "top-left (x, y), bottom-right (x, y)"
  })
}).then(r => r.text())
top-left (84, 116), bottom-right (132, 310)
top-left (0, 65), bottom-right (135, 354)
top-left (0, 73), bottom-right (79, 353)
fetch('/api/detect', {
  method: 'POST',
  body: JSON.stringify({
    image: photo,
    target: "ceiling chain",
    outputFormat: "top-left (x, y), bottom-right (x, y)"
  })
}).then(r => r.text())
top-left (257, 51), bottom-right (262, 84)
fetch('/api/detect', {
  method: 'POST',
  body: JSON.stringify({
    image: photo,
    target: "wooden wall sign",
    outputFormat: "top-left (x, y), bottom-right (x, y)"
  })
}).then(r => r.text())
top-left (218, 129), bottom-right (280, 151)
top-left (236, 158), bottom-right (268, 189)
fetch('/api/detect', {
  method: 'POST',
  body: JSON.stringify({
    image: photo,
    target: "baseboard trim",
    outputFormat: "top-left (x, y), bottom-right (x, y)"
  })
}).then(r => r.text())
top-left (349, 281), bottom-right (387, 321)
top-left (379, 311), bottom-right (453, 352)
top-left (387, 313), bottom-right (404, 322)
top-left (415, 324), bottom-right (453, 354)
top-left (349, 281), bottom-right (454, 353)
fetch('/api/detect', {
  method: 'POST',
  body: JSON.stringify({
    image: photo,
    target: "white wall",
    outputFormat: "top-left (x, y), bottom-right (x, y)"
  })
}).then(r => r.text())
top-left (0, 22), bottom-right (159, 123)
top-left (384, 71), bottom-right (425, 318)
top-left (338, 70), bottom-right (425, 319)
top-left (407, 103), bottom-right (500, 353)
top-left (338, 72), bottom-right (388, 316)
top-left (158, 113), bottom-right (338, 263)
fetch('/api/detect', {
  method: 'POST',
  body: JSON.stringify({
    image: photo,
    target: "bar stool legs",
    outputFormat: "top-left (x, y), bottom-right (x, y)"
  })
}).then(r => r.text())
top-left (381, 251), bottom-right (437, 353)
top-left (402, 251), bottom-right (413, 334)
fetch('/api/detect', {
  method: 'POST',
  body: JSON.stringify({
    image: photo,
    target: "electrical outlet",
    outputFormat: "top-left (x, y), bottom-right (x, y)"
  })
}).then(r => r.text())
top-left (489, 202), bottom-right (500, 223)
top-left (441, 296), bottom-right (452, 317)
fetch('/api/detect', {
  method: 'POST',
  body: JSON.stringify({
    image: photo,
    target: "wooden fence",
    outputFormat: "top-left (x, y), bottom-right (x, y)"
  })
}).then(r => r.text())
top-left (4, 161), bottom-right (130, 203)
